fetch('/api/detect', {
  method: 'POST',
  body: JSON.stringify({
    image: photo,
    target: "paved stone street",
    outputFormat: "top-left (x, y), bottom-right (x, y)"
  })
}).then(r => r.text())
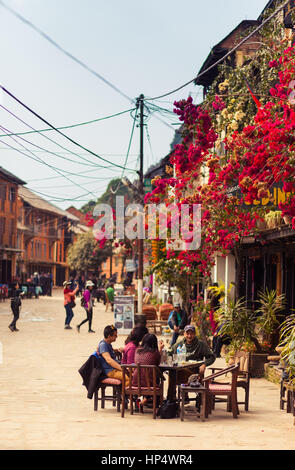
top-left (0, 290), bottom-right (294, 450)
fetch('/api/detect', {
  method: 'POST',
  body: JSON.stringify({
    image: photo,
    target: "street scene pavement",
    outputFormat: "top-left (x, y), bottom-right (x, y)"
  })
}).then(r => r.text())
top-left (0, 289), bottom-right (294, 451)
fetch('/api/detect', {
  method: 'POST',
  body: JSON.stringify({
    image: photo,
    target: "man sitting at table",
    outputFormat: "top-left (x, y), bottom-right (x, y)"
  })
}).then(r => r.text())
top-left (167, 325), bottom-right (215, 400)
top-left (96, 324), bottom-right (129, 386)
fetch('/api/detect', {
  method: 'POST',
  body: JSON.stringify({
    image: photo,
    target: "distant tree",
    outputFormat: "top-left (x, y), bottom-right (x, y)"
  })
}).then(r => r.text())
top-left (80, 200), bottom-right (96, 215)
top-left (66, 231), bottom-right (111, 275)
top-left (80, 178), bottom-right (134, 215)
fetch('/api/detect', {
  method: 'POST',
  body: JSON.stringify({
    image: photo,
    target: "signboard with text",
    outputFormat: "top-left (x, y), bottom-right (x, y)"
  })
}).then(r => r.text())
top-left (227, 182), bottom-right (293, 208)
top-left (114, 295), bottom-right (134, 335)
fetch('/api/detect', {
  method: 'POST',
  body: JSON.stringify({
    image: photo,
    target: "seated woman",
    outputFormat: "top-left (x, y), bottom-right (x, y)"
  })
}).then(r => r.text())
top-left (121, 326), bottom-right (148, 365)
top-left (132, 333), bottom-right (164, 412)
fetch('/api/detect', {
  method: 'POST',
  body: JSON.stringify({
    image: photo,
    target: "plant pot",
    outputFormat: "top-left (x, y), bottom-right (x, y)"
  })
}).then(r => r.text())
top-left (249, 353), bottom-right (269, 378)
top-left (257, 219), bottom-right (267, 229)
top-left (266, 219), bottom-right (276, 229)
top-left (283, 215), bottom-right (292, 225)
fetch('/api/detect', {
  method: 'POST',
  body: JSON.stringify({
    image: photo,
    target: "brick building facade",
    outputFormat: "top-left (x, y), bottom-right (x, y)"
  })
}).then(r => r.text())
top-left (0, 167), bottom-right (25, 283)
top-left (16, 186), bottom-right (80, 286)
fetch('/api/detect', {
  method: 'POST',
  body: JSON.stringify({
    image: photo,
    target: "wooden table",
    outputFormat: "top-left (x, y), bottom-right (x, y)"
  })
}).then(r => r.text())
top-left (147, 320), bottom-right (167, 335)
top-left (159, 361), bottom-right (203, 401)
top-left (177, 384), bottom-right (207, 422)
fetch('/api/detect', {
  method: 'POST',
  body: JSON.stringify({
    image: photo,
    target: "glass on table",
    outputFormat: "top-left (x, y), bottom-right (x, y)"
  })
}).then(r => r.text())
top-left (166, 355), bottom-right (173, 366)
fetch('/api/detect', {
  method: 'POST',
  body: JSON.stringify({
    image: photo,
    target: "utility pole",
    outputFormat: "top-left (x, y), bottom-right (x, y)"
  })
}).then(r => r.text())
top-left (137, 94), bottom-right (144, 315)
top-left (109, 192), bottom-right (113, 279)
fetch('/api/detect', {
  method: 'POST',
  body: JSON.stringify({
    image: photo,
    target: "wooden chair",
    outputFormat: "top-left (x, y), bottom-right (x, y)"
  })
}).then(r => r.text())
top-left (203, 364), bottom-right (240, 418)
top-left (94, 378), bottom-right (122, 412)
top-left (143, 305), bottom-right (165, 334)
top-left (121, 364), bottom-right (164, 419)
top-left (159, 303), bottom-right (173, 321)
top-left (280, 380), bottom-right (295, 415)
top-left (94, 350), bottom-right (123, 412)
top-left (209, 354), bottom-right (250, 411)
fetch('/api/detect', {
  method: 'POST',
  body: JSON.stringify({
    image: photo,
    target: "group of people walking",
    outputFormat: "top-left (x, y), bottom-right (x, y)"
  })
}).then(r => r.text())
top-left (63, 278), bottom-right (115, 332)
top-left (63, 279), bottom-right (95, 332)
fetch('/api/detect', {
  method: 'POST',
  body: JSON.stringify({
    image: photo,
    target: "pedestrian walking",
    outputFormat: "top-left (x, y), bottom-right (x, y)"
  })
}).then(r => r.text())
top-left (8, 283), bottom-right (24, 332)
top-left (105, 283), bottom-right (115, 312)
top-left (76, 280), bottom-right (95, 333)
top-left (63, 280), bottom-right (78, 330)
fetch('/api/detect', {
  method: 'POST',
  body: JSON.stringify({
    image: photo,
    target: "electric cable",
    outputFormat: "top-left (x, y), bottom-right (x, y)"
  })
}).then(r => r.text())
top-left (0, 102), bottom-right (136, 171)
top-left (0, 0), bottom-right (134, 104)
top-left (0, 85), bottom-right (137, 172)
top-left (0, 107), bottom-right (135, 138)
top-left (0, 113), bottom-right (102, 169)
top-left (110, 106), bottom-right (139, 194)
top-left (0, 125), bottom-right (100, 199)
top-left (144, 0), bottom-right (290, 102)
top-left (146, 123), bottom-right (156, 167)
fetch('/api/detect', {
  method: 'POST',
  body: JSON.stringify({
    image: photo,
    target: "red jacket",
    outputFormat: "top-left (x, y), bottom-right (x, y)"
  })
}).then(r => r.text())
top-left (64, 286), bottom-right (78, 306)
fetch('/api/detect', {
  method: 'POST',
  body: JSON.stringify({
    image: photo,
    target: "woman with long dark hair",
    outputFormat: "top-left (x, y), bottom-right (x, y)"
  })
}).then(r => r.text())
top-left (121, 326), bottom-right (148, 364)
top-left (132, 333), bottom-right (164, 412)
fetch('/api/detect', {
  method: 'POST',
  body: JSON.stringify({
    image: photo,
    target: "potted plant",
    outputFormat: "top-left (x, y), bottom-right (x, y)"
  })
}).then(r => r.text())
top-left (265, 210), bottom-right (283, 229)
top-left (216, 297), bottom-right (258, 373)
top-left (255, 289), bottom-right (286, 353)
top-left (216, 290), bottom-right (286, 377)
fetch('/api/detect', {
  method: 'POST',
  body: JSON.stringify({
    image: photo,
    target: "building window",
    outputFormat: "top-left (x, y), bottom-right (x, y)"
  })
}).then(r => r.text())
top-left (0, 217), bottom-right (5, 244)
top-left (0, 183), bottom-right (7, 211)
top-left (9, 186), bottom-right (16, 211)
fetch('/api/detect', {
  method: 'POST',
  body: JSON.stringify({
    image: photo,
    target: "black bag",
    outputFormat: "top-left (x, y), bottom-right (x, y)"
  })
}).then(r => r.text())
top-left (156, 400), bottom-right (179, 419)
top-left (68, 300), bottom-right (76, 308)
top-left (80, 297), bottom-right (86, 307)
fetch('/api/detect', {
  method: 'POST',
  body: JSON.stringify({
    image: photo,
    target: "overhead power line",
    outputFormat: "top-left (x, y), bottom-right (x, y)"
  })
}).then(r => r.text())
top-left (110, 106), bottom-right (139, 194)
top-left (0, 125), bottom-right (100, 199)
top-left (0, 107), bottom-right (134, 138)
top-left (0, 0), bottom-right (134, 104)
top-left (0, 103), bottom-right (130, 169)
top-left (0, 2), bottom-right (176, 132)
top-left (144, 0), bottom-right (290, 102)
top-left (0, 85), bottom-right (137, 172)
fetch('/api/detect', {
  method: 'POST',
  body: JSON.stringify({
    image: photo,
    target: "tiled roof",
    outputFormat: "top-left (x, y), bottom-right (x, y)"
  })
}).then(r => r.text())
top-left (0, 167), bottom-right (26, 185)
top-left (18, 186), bottom-right (80, 222)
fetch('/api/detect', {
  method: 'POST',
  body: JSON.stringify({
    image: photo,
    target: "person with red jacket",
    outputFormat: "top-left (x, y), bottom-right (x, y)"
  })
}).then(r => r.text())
top-left (63, 280), bottom-right (78, 330)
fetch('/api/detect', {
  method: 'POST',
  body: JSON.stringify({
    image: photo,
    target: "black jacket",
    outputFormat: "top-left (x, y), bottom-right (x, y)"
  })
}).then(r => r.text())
top-left (78, 354), bottom-right (107, 399)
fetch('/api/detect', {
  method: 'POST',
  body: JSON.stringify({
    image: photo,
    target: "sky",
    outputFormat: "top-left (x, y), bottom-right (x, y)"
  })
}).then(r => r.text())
top-left (0, 0), bottom-right (269, 210)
